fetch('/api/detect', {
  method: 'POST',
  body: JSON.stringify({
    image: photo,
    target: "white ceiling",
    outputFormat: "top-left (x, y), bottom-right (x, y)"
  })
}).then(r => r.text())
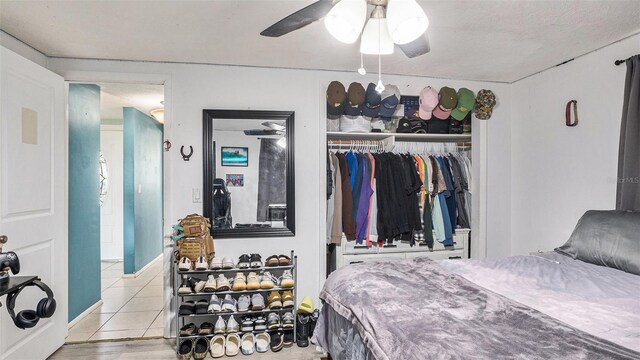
top-left (93, 82), bottom-right (164, 122)
top-left (1, 1), bottom-right (639, 82)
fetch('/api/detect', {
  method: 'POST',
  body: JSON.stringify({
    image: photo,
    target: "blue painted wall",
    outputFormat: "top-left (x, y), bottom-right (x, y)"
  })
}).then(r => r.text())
top-left (123, 107), bottom-right (164, 274)
top-left (68, 84), bottom-right (102, 321)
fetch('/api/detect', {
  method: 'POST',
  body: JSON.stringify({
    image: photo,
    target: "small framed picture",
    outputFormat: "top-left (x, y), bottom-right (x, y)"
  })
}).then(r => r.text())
top-left (226, 174), bottom-right (244, 187)
top-left (221, 146), bottom-right (248, 167)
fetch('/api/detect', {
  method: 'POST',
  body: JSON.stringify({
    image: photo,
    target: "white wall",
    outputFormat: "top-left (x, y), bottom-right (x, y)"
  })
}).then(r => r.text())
top-left (100, 124), bottom-right (124, 260)
top-left (0, 30), bottom-right (48, 68)
top-left (509, 34), bottom-right (640, 255)
top-left (214, 130), bottom-right (261, 225)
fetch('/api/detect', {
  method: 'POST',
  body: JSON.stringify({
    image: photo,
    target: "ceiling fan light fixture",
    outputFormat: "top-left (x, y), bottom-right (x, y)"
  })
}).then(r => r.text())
top-left (150, 108), bottom-right (164, 124)
top-left (386, 0), bottom-right (429, 45)
top-left (324, 0), bottom-right (367, 44)
top-left (359, 7), bottom-right (394, 55)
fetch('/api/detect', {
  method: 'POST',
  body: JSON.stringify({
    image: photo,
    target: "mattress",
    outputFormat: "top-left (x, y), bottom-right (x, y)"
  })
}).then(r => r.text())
top-left (313, 253), bottom-right (640, 359)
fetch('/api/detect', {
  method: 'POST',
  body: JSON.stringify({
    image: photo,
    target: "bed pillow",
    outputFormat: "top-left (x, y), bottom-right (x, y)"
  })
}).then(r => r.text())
top-left (555, 210), bottom-right (640, 275)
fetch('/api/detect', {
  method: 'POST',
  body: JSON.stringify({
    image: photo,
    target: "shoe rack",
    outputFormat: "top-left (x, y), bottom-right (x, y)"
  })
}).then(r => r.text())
top-left (174, 250), bottom-right (298, 353)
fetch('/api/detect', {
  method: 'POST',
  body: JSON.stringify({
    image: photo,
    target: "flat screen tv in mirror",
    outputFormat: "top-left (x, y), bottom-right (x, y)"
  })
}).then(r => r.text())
top-left (203, 110), bottom-right (295, 238)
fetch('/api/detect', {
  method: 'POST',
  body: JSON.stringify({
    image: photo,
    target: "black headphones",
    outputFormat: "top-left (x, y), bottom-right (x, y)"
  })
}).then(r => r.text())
top-left (6, 280), bottom-right (56, 329)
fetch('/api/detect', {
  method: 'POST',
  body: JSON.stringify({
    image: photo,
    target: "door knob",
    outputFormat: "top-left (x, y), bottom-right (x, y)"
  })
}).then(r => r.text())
top-left (0, 235), bottom-right (7, 244)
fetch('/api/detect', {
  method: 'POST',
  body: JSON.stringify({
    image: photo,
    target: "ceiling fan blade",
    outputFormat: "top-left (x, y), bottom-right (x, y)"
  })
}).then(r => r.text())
top-left (398, 33), bottom-right (431, 58)
top-left (260, 0), bottom-right (336, 37)
top-left (244, 129), bottom-right (280, 136)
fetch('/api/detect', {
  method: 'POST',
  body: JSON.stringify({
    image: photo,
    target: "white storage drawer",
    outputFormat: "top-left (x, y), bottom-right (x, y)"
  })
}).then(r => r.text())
top-left (343, 252), bottom-right (405, 265)
top-left (405, 249), bottom-right (465, 260)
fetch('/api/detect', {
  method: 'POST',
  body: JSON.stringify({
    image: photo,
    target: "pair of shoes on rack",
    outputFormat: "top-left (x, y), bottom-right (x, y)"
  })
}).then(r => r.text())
top-left (203, 274), bottom-right (230, 292)
top-left (178, 337), bottom-right (210, 360)
top-left (296, 308), bottom-right (320, 347)
top-left (265, 254), bottom-right (292, 267)
top-left (209, 333), bottom-right (241, 358)
top-left (234, 332), bottom-right (270, 355)
top-left (209, 256), bottom-right (235, 270)
top-left (240, 315), bottom-right (267, 332)
top-left (269, 331), bottom-right (293, 352)
top-left (267, 312), bottom-right (294, 330)
top-left (178, 277), bottom-right (202, 295)
top-left (267, 290), bottom-right (294, 309)
top-left (254, 270), bottom-right (294, 289)
top-left (237, 254), bottom-right (263, 269)
top-left (208, 294), bottom-right (237, 313)
top-left (214, 315), bottom-right (239, 334)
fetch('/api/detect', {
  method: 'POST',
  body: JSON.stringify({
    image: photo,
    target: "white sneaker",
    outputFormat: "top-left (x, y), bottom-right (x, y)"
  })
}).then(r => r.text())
top-left (209, 257), bottom-right (223, 270)
top-left (226, 316), bottom-right (240, 333)
top-left (208, 295), bottom-right (222, 313)
top-left (221, 294), bottom-right (237, 312)
top-left (195, 256), bottom-right (208, 270)
top-left (178, 257), bottom-right (192, 271)
top-left (222, 256), bottom-right (235, 269)
top-left (237, 295), bottom-right (251, 312)
top-left (280, 270), bottom-right (295, 288)
top-left (216, 274), bottom-right (230, 292)
top-left (194, 279), bottom-right (206, 293)
top-left (214, 316), bottom-right (226, 334)
top-left (204, 274), bottom-right (217, 292)
top-left (260, 272), bottom-right (276, 289)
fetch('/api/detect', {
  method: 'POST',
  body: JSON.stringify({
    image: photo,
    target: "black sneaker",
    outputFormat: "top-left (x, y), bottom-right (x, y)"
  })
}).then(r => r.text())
top-left (237, 254), bottom-right (251, 269)
top-left (179, 301), bottom-right (196, 316)
top-left (241, 316), bottom-right (254, 332)
top-left (254, 316), bottom-right (267, 331)
top-left (270, 332), bottom-right (284, 352)
top-left (178, 339), bottom-right (193, 360)
top-left (178, 278), bottom-right (194, 295)
top-left (195, 299), bottom-right (209, 315)
top-left (296, 314), bottom-right (310, 347)
top-left (283, 331), bottom-right (294, 347)
top-left (250, 254), bottom-right (262, 268)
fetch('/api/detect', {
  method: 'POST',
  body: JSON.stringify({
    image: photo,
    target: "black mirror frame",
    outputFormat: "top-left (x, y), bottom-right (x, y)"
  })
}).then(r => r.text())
top-left (203, 109), bottom-right (295, 238)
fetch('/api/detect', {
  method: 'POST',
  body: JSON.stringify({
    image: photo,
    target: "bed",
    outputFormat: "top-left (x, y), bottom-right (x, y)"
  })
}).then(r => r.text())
top-left (312, 210), bottom-right (640, 360)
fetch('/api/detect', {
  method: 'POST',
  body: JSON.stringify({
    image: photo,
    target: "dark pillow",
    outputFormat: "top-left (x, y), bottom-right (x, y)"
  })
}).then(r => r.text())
top-left (555, 210), bottom-right (640, 275)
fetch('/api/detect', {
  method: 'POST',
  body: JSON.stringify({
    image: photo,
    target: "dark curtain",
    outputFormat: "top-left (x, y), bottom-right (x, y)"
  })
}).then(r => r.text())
top-left (257, 139), bottom-right (286, 221)
top-left (616, 55), bottom-right (640, 210)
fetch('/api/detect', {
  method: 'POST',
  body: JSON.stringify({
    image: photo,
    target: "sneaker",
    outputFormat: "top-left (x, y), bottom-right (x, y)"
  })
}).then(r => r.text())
top-left (267, 291), bottom-right (282, 309)
top-left (283, 331), bottom-right (294, 347)
top-left (193, 337), bottom-right (209, 360)
top-left (241, 316), bottom-right (254, 332)
top-left (216, 274), bottom-right (230, 292)
top-left (254, 316), bottom-right (267, 331)
top-left (280, 270), bottom-right (294, 288)
top-left (226, 316), bottom-right (240, 333)
top-left (250, 253), bottom-right (262, 268)
top-left (246, 272), bottom-right (260, 290)
top-left (237, 254), bottom-right (251, 269)
top-left (199, 322), bottom-right (214, 335)
top-left (221, 294), bottom-right (237, 312)
top-left (260, 272), bottom-right (276, 289)
top-left (282, 312), bottom-right (294, 329)
top-left (255, 332), bottom-right (270, 353)
top-left (194, 279), bottom-right (206, 293)
top-left (251, 293), bottom-right (265, 310)
top-left (195, 299), bottom-right (209, 314)
top-left (209, 257), bottom-right (223, 270)
top-left (208, 295), bottom-right (222, 313)
top-left (178, 339), bottom-right (194, 360)
top-left (225, 333), bottom-right (241, 357)
top-left (270, 332), bottom-right (284, 352)
top-left (231, 273), bottom-right (246, 291)
top-left (241, 333), bottom-right (255, 355)
top-left (203, 274), bottom-right (217, 292)
top-left (179, 301), bottom-right (195, 316)
top-left (209, 335), bottom-right (225, 358)
top-left (222, 256), bottom-right (235, 269)
top-left (178, 278), bottom-right (194, 295)
top-left (278, 254), bottom-right (292, 266)
top-left (265, 255), bottom-right (280, 267)
top-left (281, 290), bottom-right (294, 308)
top-left (237, 295), bottom-right (251, 312)
top-left (214, 317), bottom-right (226, 334)
top-left (178, 257), bottom-right (192, 271)
top-left (180, 323), bottom-right (198, 336)
top-left (296, 313), bottom-right (310, 347)
top-left (267, 312), bottom-right (281, 330)
top-left (195, 256), bottom-right (208, 271)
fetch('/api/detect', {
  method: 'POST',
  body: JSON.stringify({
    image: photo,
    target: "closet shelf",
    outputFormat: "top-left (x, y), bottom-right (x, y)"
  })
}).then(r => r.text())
top-left (327, 132), bottom-right (471, 142)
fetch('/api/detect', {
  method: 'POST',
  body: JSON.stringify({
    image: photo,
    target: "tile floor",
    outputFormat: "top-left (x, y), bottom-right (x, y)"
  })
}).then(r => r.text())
top-left (65, 258), bottom-right (164, 343)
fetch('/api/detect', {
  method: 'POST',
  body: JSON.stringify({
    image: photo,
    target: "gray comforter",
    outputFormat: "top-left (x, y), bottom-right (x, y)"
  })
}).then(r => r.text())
top-left (317, 256), bottom-right (640, 360)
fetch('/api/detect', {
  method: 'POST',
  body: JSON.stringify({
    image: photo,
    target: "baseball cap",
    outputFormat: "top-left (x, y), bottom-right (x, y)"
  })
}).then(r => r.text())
top-left (362, 83), bottom-right (382, 118)
top-left (326, 81), bottom-right (346, 117)
top-left (396, 117), bottom-right (411, 133)
top-left (432, 87), bottom-right (458, 120)
top-left (344, 82), bottom-right (366, 116)
top-left (418, 86), bottom-right (438, 120)
top-left (410, 119), bottom-right (428, 134)
top-left (450, 88), bottom-right (475, 121)
top-left (474, 89), bottom-right (496, 120)
top-left (379, 85), bottom-right (401, 119)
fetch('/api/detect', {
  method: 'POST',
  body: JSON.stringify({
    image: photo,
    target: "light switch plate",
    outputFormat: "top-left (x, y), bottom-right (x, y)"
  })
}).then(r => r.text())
top-left (192, 188), bottom-right (202, 203)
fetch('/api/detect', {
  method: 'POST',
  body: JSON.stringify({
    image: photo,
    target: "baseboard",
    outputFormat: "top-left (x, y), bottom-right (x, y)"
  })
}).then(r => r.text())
top-left (68, 299), bottom-right (103, 329)
top-left (122, 253), bottom-right (162, 279)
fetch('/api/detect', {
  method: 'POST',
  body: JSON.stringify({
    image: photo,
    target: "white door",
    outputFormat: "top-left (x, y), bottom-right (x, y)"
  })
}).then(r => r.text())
top-left (0, 47), bottom-right (66, 359)
top-left (100, 125), bottom-right (123, 260)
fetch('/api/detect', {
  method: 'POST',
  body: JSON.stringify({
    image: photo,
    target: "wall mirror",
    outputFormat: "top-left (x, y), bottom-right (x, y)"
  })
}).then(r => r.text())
top-left (203, 110), bottom-right (295, 238)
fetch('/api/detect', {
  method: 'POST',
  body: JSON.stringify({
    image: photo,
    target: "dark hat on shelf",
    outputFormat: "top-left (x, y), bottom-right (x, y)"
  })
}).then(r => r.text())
top-left (344, 82), bottom-right (366, 116)
top-left (474, 89), bottom-right (496, 120)
top-left (326, 81), bottom-right (346, 117)
top-left (362, 83), bottom-right (382, 118)
top-left (433, 87), bottom-right (458, 120)
top-left (379, 85), bottom-right (401, 119)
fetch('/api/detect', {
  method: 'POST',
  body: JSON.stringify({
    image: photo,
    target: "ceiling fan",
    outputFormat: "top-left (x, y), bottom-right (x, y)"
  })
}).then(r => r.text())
top-left (243, 121), bottom-right (286, 136)
top-left (260, 0), bottom-right (430, 58)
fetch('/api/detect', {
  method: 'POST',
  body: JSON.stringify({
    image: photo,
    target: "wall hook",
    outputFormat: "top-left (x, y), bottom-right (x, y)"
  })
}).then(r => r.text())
top-left (163, 140), bottom-right (172, 152)
top-left (180, 146), bottom-right (194, 161)
top-left (565, 100), bottom-right (579, 127)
